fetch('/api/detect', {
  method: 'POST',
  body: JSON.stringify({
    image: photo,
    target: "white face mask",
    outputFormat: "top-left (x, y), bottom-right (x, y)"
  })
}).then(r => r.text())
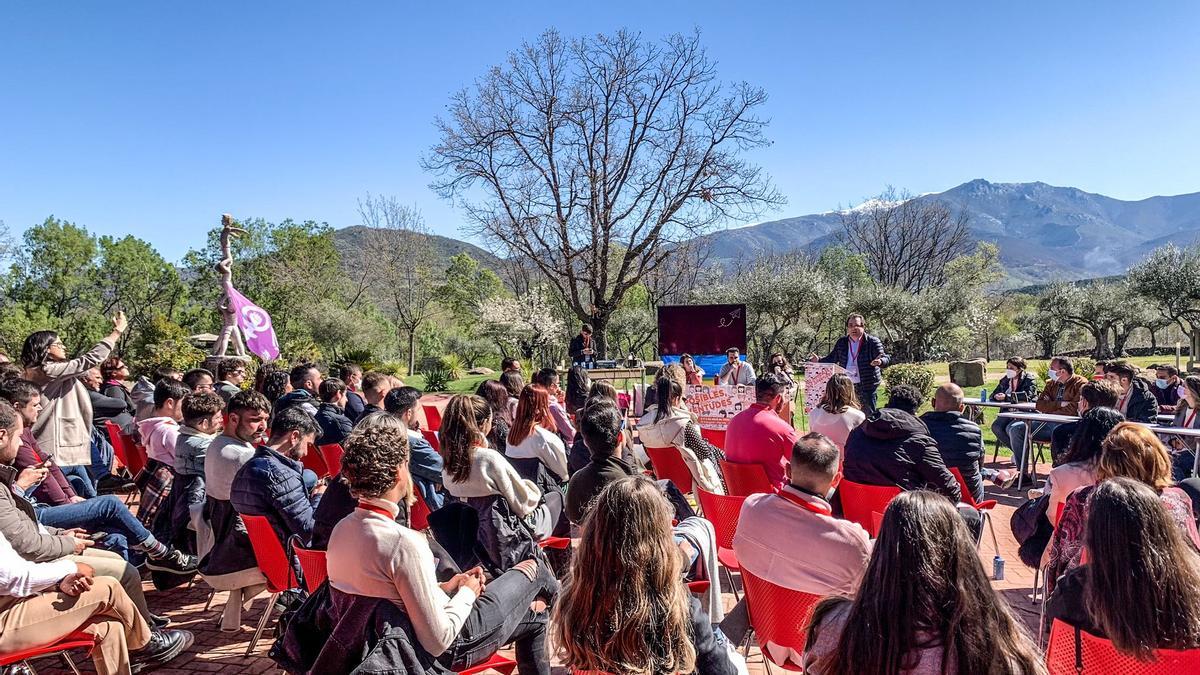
top-left (1048, 369), bottom-right (1060, 381)
top-left (1180, 385), bottom-right (1190, 400)
top-left (1005, 369), bottom-right (1018, 380)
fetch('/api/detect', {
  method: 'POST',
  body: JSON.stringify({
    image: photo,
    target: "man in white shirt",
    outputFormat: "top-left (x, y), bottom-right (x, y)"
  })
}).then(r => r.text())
top-left (717, 347), bottom-right (757, 386)
top-left (328, 424), bottom-right (557, 674)
top-left (720, 432), bottom-right (872, 665)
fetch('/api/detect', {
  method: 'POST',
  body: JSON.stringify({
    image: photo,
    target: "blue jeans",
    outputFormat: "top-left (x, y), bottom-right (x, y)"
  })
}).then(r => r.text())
top-left (35, 495), bottom-right (155, 564)
top-left (59, 464), bottom-right (97, 499)
top-left (856, 384), bottom-right (878, 416)
top-left (86, 431), bottom-right (115, 482)
top-left (1005, 421), bottom-right (1057, 473)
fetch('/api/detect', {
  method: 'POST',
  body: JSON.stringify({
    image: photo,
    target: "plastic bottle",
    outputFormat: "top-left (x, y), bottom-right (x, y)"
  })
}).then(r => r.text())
top-left (981, 387), bottom-right (988, 403)
top-left (993, 555), bottom-right (1005, 580)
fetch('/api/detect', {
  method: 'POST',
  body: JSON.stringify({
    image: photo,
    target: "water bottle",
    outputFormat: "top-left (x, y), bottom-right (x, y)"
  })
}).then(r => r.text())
top-left (981, 388), bottom-right (988, 403)
top-left (992, 555), bottom-right (1005, 580)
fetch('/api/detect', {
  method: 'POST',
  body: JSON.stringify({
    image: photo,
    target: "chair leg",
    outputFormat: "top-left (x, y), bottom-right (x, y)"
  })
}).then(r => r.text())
top-left (60, 652), bottom-right (82, 675)
top-left (22, 659), bottom-right (39, 675)
top-left (1037, 569), bottom-right (1051, 649)
top-left (985, 512), bottom-right (1001, 558)
top-left (244, 591), bottom-right (280, 657)
top-left (204, 589), bottom-right (217, 612)
top-left (722, 566), bottom-right (740, 601)
top-left (1031, 566), bottom-right (1041, 605)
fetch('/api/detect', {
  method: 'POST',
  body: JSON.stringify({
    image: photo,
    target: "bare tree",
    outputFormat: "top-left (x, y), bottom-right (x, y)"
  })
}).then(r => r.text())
top-left (840, 187), bottom-right (971, 293)
top-left (357, 195), bottom-right (441, 375)
top-left (424, 28), bottom-right (783, 356)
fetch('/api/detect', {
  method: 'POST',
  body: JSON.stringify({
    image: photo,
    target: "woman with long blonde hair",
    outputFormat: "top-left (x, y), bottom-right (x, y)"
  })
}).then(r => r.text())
top-left (555, 476), bottom-right (741, 675)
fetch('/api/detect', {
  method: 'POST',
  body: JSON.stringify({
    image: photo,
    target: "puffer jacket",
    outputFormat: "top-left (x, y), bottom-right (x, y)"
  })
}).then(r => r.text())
top-left (1124, 377), bottom-right (1160, 424)
top-left (314, 403), bottom-right (353, 447)
top-left (842, 408), bottom-right (961, 502)
top-left (0, 464), bottom-right (75, 562)
top-left (29, 338), bottom-right (114, 466)
top-left (229, 446), bottom-right (321, 548)
top-left (273, 389), bottom-right (317, 418)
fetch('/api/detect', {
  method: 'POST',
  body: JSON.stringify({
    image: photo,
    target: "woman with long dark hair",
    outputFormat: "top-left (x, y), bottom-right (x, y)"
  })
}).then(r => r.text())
top-left (804, 490), bottom-right (1044, 675)
top-left (563, 366), bottom-right (591, 419)
top-left (474, 379), bottom-right (512, 450)
top-left (1045, 407), bottom-right (1124, 527)
top-left (680, 354), bottom-right (705, 386)
top-left (555, 476), bottom-right (741, 674)
top-left (767, 353), bottom-right (794, 387)
top-left (21, 312), bottom-right (128, 497)
top-left (1046, 477), bottom-right (1200, 660)
top-left (1167, 374), bottom-right (1200, 480)
top-left (506, 385), bottom-right (568, 482)
top-left (439, 394), bottom-right (567, 540)
top-left (499, 370), bottom-right (525, 412)
top-left (637, 377), bottom-right (724, 493)
top-left (1046, 422), bottom-right (1200, 591)
top-left (808, 373), bottom-right (864, 451)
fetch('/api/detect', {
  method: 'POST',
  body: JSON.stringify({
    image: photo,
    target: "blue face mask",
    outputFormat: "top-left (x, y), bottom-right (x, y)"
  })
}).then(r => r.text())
top-left (1156, 378), bottom-right (1170, 389)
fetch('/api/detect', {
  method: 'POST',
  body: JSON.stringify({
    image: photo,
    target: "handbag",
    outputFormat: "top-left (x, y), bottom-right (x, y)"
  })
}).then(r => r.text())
top-left (1011, 493), bottom-right (1053, 568)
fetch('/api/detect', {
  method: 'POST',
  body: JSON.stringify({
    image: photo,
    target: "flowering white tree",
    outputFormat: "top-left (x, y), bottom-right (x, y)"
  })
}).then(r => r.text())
top-left (481, 291), bottom-right (566, 364)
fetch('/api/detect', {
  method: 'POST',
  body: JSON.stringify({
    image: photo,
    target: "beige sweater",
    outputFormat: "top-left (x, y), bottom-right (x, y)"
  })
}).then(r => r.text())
top-left (442, 446), bottom-right (542, 517)
top-left (327, 498), bottom-right (477, 656)
top-left (31, 339), bottom-right (114, 466)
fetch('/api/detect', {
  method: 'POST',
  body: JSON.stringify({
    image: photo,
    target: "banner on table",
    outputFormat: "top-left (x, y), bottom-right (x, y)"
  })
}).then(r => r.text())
top-left (228, 286), bottom-right (280, 361)
top-left (802, 362), bottom-right (846, 414)
top-left (686, 384), bottom-right (756, 430)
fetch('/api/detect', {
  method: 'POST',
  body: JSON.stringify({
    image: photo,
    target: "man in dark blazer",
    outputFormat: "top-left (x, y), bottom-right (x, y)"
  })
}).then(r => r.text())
top-left (810, 314), bottom-right (890, 415)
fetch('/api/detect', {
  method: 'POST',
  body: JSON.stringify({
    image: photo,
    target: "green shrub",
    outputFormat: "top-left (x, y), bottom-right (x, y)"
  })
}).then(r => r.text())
top-left (885, 363), bottom-right (937, 398)
top-left (1072, 356), bottom-right (1096, 381)
top-left (423, 365), bottom-right (452, 392)
top-left (439, 354), bottom-right (465, 380)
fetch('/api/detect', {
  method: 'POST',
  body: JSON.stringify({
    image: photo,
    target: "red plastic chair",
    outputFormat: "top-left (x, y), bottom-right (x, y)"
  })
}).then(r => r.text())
top-left (837, 478), bottom-right (901, 537)
top-left (1046, 619), bottom-right (1200, 674)
top-left (301, 443), bottom-right (329, 478)
top-left (421, 429), bottom-right (440, 453)
top-left (686, 580), bottom-right (711, 595)
top-left (696, 488), bottom-right (747, 599)
top-left (105, 420), bottom-right (145, 477)
top-left (700, 427), bottom-right (726, 450)
top-left (240, 514), bottom-right (301, 656)
top-left (949, 467), bottom-right (1000, 555)
top-left (644, 445), bottom-right (694, 495)
top-left (423, 404), bottom-right (443, 432)
top-left (458, 653), bottom-right (518, 675)
top-left (293, 543), bottom-right (328, 593)
top-left (0, 631), bottom-right (95, 674)
top-left (741, 567), bottom-right (823, 672)
top-left (720, 460), bottom-right (775, 496)
top-left (318, 443), bottom-right (344, 476)
top-left (537, 536), bottom-right (572, 549)
top-left (410, 488), bottom-right (432, 531)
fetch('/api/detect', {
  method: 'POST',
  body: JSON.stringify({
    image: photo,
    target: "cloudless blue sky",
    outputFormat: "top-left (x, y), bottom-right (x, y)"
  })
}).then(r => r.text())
top-left (2, 1), bottom-right (1198, 261)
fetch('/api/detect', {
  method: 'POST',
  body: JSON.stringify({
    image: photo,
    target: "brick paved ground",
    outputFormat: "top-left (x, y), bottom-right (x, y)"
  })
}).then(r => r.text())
top-left (30, 456), bottom-right (1049, 674)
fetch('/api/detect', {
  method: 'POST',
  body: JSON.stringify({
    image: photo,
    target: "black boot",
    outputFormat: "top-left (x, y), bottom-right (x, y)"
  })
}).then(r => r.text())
top-left (131, 629), bottom-right (193, 673)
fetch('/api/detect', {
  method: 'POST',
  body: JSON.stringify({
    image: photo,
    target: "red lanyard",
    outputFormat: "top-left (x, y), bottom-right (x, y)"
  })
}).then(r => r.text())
top-left (731, 364), bottom-right (741, 382)
top-left (848, 338), bottom-right (860, 363)
top-left (358, 501), bottom-right (393, 518)
top-left (1187, 410), bottom-right (1198, 429)
top-left (777, 488), bottom-right (833, 516)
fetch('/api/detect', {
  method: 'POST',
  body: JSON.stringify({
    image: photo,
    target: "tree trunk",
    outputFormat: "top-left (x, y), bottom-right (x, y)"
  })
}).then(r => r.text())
top-left (1092, 328), bottom-right (1113, 359)
top-left (407, 327), bottom-right (417, 376)
top-left (591, 312), bottom-right (610, 360)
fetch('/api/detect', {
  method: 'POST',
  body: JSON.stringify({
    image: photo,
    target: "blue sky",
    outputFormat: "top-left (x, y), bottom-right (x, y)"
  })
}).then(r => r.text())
top-left (2, 1), bottom-right (1198, 261)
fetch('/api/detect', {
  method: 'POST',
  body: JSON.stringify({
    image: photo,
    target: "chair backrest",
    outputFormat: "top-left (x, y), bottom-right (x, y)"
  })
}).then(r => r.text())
top-left (301, 443), bottom-right (329, 478)
top-left (720, 460), bottom-right (775, 497)
top-left (292, 543), bottom-right (328, 593)
top-left (421, 429), bottom-right (440, 453)
top-left (741, 567), bottom-right (823, 667)
top-left (838, 478), bottom-right (902, 536)
top-left (318, 443), bottom-right (344, 476)
top-left (696, 488), bottom-right (747, 551)
top-left (1046, 619), bottom-right (1200, 674)
top-left (700, 427), bottom-right (726, 450)
top-left (644, 445), bottom-right (694, 495)
top-left (104, 420), bottom-right (131, 468)
top-left (423, 404), bottom-right (443, 432)
top-left (410, 488), bottom-right (432, 531)
top-left (241, 514), bottom-right (298, 593)
top-left (948, 467), bottom-right (979, 508)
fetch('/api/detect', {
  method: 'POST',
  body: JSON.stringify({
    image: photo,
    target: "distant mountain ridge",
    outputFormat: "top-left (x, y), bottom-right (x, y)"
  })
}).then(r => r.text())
top-left (332, 225), bottom-right (504, 272)
top-left (698, 179), bottom-right (1200, 285)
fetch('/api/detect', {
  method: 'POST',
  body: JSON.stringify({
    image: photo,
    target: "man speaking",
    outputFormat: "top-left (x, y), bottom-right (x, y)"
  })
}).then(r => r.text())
top-left (810, 314), bottom-right (889, 415)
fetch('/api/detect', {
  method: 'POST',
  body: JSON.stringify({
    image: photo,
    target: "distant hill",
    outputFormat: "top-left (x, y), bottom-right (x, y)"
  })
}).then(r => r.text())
top-left (332, 225), bottom-right (504, 273)
top-left (696, 179), bottom-right (1200, 285)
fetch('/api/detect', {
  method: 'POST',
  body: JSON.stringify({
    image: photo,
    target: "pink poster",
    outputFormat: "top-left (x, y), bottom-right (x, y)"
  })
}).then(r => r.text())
top-left (228, 286), bottom-right (280, 361)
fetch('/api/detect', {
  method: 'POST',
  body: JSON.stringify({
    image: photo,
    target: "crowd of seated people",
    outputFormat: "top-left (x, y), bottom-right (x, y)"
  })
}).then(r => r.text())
top-left (11, 314), bottom-right (1200, 675)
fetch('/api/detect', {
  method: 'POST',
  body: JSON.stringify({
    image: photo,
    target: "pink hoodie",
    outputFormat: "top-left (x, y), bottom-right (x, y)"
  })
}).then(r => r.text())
top-left (136, 416), bottom-right (181, 466)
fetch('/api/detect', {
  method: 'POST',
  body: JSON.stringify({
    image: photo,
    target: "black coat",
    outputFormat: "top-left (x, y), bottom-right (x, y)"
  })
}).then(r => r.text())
top-left (1124, 378), bottom-right (1160, 423)
top-left (920, 410), bottom-right (983, 500)
top-left (843, 408), bottom-right (961, 502)
top-left (819, 334), bottom-right (889, 392)
top-left (315, 403), bottom-right (353, 447)
top-left (991, 371), bottom-right (1039, 403)
top-left (565, 455), bottom-right (636, 524)
top-left (568, 333), bottom-right (599, 362)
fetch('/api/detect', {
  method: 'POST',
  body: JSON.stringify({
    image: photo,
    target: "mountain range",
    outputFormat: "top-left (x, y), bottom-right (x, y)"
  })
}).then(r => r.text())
top-left (333, 180), bottom-right (1200, 286)
top-left (699, 179), bottom-right (1200, 285)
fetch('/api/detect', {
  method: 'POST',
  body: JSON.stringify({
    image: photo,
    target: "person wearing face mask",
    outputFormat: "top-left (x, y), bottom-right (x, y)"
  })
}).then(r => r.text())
top-left (810, 314), bottom-right (889, 416)
top-left (988, 357), bottom-right (1040, 457)
top-left (1164, 375), bottom-right (1200, 481)
top-left (718, 433), bottom-right (872, 660)
top-left (997, 356), bottom-right (1091, 485)
top-left (723, 374), bottom-right (801, 490)
top-left (1153, 364), bottom-right (1184, 414)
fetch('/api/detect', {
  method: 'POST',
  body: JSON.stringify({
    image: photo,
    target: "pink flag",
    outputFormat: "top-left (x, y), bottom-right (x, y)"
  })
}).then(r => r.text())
top-left (228, 286), bottom-right (280, 362)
